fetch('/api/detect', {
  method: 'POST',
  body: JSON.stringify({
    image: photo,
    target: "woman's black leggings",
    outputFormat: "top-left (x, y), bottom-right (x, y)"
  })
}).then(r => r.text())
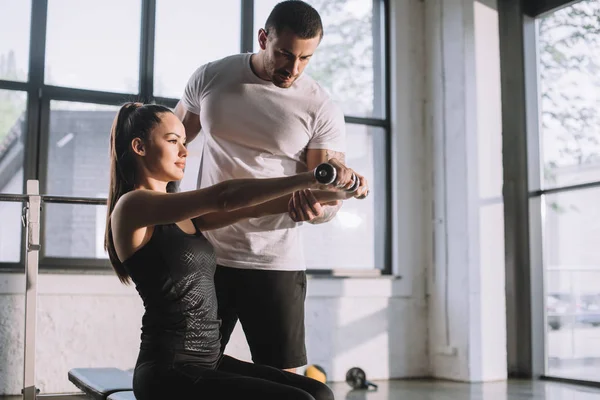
top-left (133, 352), bottom-right (335, 400)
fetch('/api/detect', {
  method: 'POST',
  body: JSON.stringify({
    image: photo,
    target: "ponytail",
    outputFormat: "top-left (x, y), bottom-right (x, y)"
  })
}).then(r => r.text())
top-left (104, 102), bottom-right (173, 284)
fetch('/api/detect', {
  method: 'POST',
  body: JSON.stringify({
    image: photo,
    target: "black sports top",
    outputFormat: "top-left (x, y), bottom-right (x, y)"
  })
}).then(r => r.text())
top-left (123, 223), bottom-right (221, 368)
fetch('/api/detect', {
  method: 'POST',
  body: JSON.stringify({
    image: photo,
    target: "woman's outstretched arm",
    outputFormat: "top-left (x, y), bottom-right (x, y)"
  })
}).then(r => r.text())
top-left (112, 160), bottom-right (355, 231)
top-left (192, 190), bottom-right (348, 231)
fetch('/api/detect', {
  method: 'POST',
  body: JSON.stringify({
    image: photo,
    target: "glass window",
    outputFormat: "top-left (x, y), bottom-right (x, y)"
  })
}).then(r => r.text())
top-left (254, 0), bottom-right (384, 119)
top-left (538, 0), bottom-right (600, 382)
top-left (44, 0), bottom-right (141, 93)
top-left (46, 101), bottom-right (119, 197)
top-left (539, 0), bottom-right (600, 189)
top-left (0, 89), bottom-right (27, 262)
top-left (0, 0), bottom-right (31, 82)
top-left (544, 186), bottom-right (600, 381)
top-left (154, 0), bottom-right (241, 99)
top-left (44, 203), bottom-right (108, 259)
top-left (303, 124), bottom-right (386, 270)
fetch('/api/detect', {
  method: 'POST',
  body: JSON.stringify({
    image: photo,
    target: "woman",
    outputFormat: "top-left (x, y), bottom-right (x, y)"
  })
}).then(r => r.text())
top-left (104, 102), bottom-right (367, 400)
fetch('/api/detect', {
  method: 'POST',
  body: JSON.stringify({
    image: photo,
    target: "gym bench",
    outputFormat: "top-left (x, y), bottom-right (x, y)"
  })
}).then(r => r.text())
top-left (68, 368), bottom-right (136, 400)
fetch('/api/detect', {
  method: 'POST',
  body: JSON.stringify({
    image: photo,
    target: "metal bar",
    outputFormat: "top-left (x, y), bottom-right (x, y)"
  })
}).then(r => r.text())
top-left (150, 99), bottom-right (391, 129)
top-left (0, 194), bottom-right (106, 205)
top-left (345, 116), bottom-right (389, 128)
top-left (524, 0), bottom-right (580, 17)
top-left (139, 0), bottom-right (156, 102)
top-left (41, 257), bottom-right (111, 270)
top-left (0, 193), bottom-right (28, 202)
top-left (498, 0), bottom-right (544, 378)
top-left (20, 0), bottom-right (47, 278)
top-left (0, 79), bottom-right (29, 91)
top-left (530, 180), bottom-right (600, 197)
top-left (372, 0), bottom-right (386, 120)
top-left (241, 0), bottom-right (255, 53)
top-left (382, 0), bottom-right (392, 275)
top-left (153, 96), bottom-right (178, 109)
top-left (41, 85), bottom-right (135, 105)
top-left (540, 375), bottom-right (600, 390)
top-left (498, 0), bottom-right (532, 378)
top-left (23, 180), bottom-right (40, 400)
top-left (41, 196), bottom-right (106, 205)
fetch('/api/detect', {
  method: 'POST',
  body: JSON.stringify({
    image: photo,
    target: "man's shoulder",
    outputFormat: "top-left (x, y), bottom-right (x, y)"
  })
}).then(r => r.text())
top-left (296, 73), bottom-right (330, 98)
top-left (202, 53), bottom-right (248, 75)
top-left (295, 74), bottom-right (342, 116)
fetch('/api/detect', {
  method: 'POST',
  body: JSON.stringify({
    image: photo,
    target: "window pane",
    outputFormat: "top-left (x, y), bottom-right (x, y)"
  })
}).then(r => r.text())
top-left (254, 0), bottom-right (384, 118)
top-left (47, 101), bottom-right (118, 197)
top-left (0, 89), bottom-right (27, 262)
top-left (0, 0), bottom-right (31, 82)
top-left (45, 0), bottom-right (141, 93)
top-left (303, 124), bottom-right (386, 270)
top-left (154, 0), bottom-right (241, 98)
top-left (0, 200), bottom-right (22, 262)
top-left (44, 203), bottom-right (108, 259)
top-left (0, 90), bottom-right (27, 193)
top-left (539, 0), bottom-right (600, 189)
top-left (544, 186), bottom-right (600, 381)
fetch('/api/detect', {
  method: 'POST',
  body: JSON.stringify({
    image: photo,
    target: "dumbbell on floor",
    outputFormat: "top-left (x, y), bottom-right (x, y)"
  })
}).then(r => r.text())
top-left (346, 367), bottom-right (378, 391)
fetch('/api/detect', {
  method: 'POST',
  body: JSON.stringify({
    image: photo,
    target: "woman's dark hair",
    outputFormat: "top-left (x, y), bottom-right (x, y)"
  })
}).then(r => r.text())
top-left (104, 102), bottom-right (174, 284)
top-left (265, 0), bottom-right (323, 40)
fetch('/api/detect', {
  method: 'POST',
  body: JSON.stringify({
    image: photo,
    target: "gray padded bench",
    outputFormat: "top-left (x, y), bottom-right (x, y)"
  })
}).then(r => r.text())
top-left (107, 392), bottom-right (137, 400)
top-left (68, 368), bottom-right (135, 400)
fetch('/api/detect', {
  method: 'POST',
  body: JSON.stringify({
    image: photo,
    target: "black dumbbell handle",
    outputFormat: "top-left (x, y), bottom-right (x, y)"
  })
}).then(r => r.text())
top-left (314, 163), bottom-right (367, 199)
top-left (314, 163), bottom-right (337, 185)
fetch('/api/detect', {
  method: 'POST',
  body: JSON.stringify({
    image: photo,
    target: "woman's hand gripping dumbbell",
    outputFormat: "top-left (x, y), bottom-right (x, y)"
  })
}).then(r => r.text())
top-left (313, 158), bottom-right (369, 200)
top-left (288, 158), bottom-right (369, 223)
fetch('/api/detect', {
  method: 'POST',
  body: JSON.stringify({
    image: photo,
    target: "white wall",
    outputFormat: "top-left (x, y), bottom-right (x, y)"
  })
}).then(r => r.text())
top-left (425, 0), bottom-right (506, 382)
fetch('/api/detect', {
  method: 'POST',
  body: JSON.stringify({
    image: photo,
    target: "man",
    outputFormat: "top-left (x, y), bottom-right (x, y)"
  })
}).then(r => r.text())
top-left (174, 0), bottom-right (367, 372)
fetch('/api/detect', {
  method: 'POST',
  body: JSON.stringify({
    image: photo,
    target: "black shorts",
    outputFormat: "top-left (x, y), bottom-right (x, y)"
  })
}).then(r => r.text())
top-left (214, 265), bottom-right (307, 369)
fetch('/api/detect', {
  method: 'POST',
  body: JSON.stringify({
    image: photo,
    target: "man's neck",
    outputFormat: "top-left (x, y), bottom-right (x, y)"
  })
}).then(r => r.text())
top-left (250, 53), bottom-right (271, 82)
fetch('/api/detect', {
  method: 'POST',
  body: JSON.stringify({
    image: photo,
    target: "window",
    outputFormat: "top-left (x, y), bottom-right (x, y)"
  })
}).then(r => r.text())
top-left (302, 124), bottom-right (386, 269)
top-left (539, 0), bottom-right (600, 190)
top-left (44, 0), bottom-right (141, 93)
top-left (44, 203), bottom-right (109, 259)
top-left (0, 90), bottom-right (27, 262)
top-left (544, 187), bottom-right (600, 381)
top-left (537, 0), bottom-right (600, 382)
top-left (45, 101), bottom-right (118, 197)
top-left (0, 1), bottom-right (390, 274)
top-left (153, 0), bottom-right (242, 99)
top-left (0, 0), bottom-right (31, 82)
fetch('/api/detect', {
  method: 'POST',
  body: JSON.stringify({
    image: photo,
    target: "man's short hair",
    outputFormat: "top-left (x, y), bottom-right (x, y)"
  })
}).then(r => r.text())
top-left (265, 1), bottom-right (323, 40)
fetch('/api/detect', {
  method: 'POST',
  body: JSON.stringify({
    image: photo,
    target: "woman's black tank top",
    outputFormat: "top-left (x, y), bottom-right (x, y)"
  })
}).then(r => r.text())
top-left (123, 223), bottom-right (221, 368)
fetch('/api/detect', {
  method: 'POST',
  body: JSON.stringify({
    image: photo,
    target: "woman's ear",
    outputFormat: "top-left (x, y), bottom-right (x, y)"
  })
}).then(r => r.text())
top-left (131, 138), bottom-right (145, 156)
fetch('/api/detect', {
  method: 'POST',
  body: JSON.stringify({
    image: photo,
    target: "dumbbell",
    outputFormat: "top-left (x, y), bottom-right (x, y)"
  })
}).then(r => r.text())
top-left (314, 163), bottom-right (359, 193)
top-left (345, 367), bottom-right (378, 391)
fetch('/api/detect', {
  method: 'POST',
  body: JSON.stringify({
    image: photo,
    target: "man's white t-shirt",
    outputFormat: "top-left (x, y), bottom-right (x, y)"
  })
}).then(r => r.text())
top-left (180, 53), bottom-right (346, 271)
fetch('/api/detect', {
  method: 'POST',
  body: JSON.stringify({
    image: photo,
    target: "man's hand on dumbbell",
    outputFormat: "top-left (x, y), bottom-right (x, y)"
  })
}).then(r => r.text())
top-left (312, 159), bottom-right (369, 199)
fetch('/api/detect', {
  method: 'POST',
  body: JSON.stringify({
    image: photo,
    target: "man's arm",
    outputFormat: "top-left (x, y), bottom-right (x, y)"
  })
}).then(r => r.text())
top-left (174, 101), bottom-right (202, 144)
top-left (294, 148), bottom-right (346, 224)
